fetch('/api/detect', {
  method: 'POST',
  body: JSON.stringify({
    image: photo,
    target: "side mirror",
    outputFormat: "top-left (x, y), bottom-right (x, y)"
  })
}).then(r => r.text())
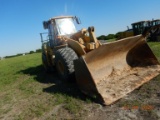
top-left (43, 21), bottom-right (48, 29)
top-left (75, 16), bottom-right (81, 24)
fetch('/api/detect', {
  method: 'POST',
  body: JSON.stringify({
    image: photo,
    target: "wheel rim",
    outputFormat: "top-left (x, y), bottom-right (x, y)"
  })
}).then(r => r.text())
top-left (57, 60), bottom-right (65, 75)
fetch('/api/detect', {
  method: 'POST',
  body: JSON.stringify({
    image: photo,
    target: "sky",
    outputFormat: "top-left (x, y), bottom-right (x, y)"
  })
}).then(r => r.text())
top-left (0, 0), bottom-right (160, 57)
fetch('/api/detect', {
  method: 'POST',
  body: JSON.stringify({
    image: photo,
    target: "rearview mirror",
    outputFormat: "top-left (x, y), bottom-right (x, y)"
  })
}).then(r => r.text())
top-left (43, 21), bottom-right (48, 29)
top-left (75, 16), bottom-right (81, 24)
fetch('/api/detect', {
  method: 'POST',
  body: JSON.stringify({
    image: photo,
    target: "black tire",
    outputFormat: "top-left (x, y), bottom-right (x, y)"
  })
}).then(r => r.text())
top-left (42, 53), bottom-right (52, 73)
top-left (55, 47), bottom-right (78, 81)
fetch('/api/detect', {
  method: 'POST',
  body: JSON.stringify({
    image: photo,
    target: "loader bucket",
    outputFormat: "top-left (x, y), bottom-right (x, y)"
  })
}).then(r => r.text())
top-left (74, 35), bottom-right (160, 105)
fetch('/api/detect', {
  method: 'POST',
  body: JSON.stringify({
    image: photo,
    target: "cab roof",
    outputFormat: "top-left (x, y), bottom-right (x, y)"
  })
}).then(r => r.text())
top-left (151, 19), bottom-right (160, 22)
top-left (131, 20), bottom-right (150, 25)
top-left (49, 16), bottom-right (74, 21)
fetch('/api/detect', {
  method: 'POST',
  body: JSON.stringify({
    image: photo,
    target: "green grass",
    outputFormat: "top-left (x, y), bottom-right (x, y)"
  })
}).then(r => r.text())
top-left (107, 38), bottom-right (116, 42)
top-left (148, 42), bottom-right (160, 61)
top-left (0, 53), bottom-right (87, 119)
top-left (0, 53), bottom-right (41, 90)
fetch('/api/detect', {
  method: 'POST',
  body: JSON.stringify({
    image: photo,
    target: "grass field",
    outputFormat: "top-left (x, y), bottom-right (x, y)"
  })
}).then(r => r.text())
top-left (0, 42), bottom-right (160, 120)
top-left (0, 53), bottom-right (91, 119)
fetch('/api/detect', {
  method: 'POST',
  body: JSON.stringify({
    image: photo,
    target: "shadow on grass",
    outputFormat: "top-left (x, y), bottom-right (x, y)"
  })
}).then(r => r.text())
top-left (19, 65), bottom-right (59, 84)
top-left (19, 65), bottom-right (96, 103)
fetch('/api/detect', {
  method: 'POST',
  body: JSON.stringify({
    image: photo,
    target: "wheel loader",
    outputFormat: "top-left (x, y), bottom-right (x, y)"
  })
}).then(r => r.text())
top-left (117, 19), bottom-right (160, 41)
top-left (40, 16), bottom-right (160, 105)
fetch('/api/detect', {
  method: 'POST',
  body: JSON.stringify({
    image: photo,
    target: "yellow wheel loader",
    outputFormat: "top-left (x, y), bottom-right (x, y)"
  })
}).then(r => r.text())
top-left (40, 16), bottom-right (160, 105)
top-left (118, 19), bottom-right (160, 41)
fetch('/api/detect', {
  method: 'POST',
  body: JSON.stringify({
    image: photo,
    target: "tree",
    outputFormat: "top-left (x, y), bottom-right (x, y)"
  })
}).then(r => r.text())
top-left (36, 49), bottom-right (42, 53)
top-left (97, 34), bottom-right (116, 40)
top-left (29, 51), bottom-right (34, 54)
top-left (106, 34), bottom-right (115, 40)
top-left (17, 53), bottom-right (23, 56)
top-left (97, 35), bottom-right (107, 40)
top-left (115, 32), bottom-right (123, 39)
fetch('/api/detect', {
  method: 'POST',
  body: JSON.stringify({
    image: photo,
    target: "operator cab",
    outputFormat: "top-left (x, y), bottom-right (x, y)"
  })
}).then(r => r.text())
top-left (150, 19), bottom-right (160, 26)
top-left (40, 16), bottom-right (81, 47)
top-left (131, 20), bottom-right (150, 35)
top-left (55, 17), bottom-right (77, 35)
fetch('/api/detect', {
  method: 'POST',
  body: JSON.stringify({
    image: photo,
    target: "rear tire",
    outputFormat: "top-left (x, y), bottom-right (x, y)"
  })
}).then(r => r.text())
top-left (55, 47), bottom-right (78, 81)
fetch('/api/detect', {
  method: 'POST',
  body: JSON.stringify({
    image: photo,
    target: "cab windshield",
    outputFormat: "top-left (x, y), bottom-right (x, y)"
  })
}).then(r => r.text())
top-left (55, 18), bottom-right (77, 35)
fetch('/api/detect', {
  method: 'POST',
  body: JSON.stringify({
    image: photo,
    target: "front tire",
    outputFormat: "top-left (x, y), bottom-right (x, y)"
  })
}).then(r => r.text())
top-left (55, 47), bottom-right (78, 81)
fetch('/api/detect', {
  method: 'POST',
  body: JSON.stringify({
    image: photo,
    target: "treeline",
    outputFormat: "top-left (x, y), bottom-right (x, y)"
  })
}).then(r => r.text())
top-left (97, 32), bottom-right (121, 40)
top-left (4, 49), bottom-right (42, 59)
